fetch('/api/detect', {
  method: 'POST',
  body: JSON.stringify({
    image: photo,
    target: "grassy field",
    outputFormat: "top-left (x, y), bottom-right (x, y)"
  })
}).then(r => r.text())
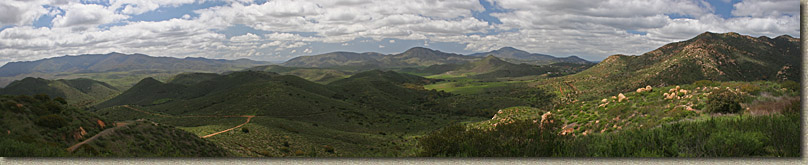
top-left (423, 75), bottom-right (533, 95)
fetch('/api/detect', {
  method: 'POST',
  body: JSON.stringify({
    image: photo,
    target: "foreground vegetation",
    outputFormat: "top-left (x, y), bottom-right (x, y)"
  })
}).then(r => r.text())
top-left (417, 80), bottom-right (801, 157)
top-left (418, 112), bottom-right (799, 157)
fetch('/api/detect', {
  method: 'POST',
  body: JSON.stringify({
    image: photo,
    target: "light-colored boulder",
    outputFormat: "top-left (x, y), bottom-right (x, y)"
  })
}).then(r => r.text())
top-left (617, 93), bottom-right (627, 102)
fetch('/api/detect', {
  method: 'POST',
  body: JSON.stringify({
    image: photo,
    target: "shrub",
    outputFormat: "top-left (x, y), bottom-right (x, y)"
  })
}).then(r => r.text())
top-left (704, 131), bottom-right (768, 156)
top-left (35, 115), bottom-right (68, 129)
top-left (780, 80), bottom-right (799, 92)
top-left (34, 94), bottom-right (50, 101)
top-left (783, 99), bottom-right (800, 114)
top-left (54, 97), bottom-right (67, 104)
top-left (2, 101), bottom-right (24, 113)
top-left (693, 80), bottom-right (717, 87)
top-left (738, 84), bottom-right (761, 95)
top-left (279, 147), bottom-right (290, 153)
top-left (241, 127), bottom-right (249, 133)
top-left (44, 102), bottom-right (62, 114)
top-left (704, 88), bottom-right (742, 114)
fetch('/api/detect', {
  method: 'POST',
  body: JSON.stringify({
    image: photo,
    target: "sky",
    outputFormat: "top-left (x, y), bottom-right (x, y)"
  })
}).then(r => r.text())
top-left (0, 0), bottom-right (800, 64)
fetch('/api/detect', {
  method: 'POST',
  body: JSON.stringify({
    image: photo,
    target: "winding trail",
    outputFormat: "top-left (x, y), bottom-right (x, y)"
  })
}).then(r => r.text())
top-left (201, 115), bottom-right (254, 138)
top-left (119, 105), bottom-right (259, 138)
top-left (118, 105), bottom-right (338, 139)
top-left (66, 122), bottom-right (130, 153)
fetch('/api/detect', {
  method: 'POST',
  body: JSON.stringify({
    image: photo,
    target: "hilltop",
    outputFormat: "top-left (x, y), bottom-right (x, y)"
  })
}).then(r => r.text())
top-left (283, 47), bottom-right (587, 69)
top-left (469, 47), bottom-right (591, 65)
top-left (536, 32), bottom-right (801, 100)
top-left (283, 47), bottom-right (476, 68)
top-left (245, 65), bottom-right (350, 84)
top-left (0, 77), bottom-right (120, 106)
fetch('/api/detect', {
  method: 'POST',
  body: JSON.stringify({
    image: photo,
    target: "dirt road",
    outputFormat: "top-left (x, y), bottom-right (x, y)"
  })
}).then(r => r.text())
top-left (118, 105), bottom-right (259, 138)
top-left (201, 116), bottom-right (255, 138)
top-left (66, 122), bottom-right (130, 153)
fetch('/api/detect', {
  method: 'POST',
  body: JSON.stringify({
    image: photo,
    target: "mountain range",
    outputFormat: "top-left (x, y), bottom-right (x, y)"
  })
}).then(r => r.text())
top-left (282, 47), bottom-right (590, 68)
top-left (0, 53), bottom-right (272, 88)
top-left (468, 47), bottom-right (590, 65)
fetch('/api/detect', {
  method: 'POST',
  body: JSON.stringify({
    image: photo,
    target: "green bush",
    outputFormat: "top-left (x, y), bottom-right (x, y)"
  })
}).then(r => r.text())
top-left (35, 114), bottom-right (68, 129)
top-left (780, 80), bottom-right (799, 92)
top-left (693, 80), bottom-right (717, 87)
top-left (704, 131), bottom-right (768, 156)
top-left (738, 84), bottom-right (761, 95)
top-left (34, 94), bottom-right (50, 101)
top-left (704, 88), bottom-right (742, 114)
top-left (54, 97), bottom-right (67, 104)
top-left (2, 101), bottom-right (24, 113)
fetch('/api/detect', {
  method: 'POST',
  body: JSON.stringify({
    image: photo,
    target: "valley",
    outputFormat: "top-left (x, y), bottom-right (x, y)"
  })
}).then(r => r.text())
top-left (0, 32), bottom-right (801, 157)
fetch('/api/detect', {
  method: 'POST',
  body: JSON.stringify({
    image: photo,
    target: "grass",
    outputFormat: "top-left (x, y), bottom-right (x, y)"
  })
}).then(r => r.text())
top-left (423, 76), bottom-right (530, 95)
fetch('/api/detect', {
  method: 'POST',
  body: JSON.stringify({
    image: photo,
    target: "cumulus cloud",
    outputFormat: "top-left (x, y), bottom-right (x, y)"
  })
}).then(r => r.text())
top-left (0, 0), bottom-right (50, 27)
top-left (229, 33), bottom-right (261, 42)
top-left (195, 0), bottom-right (488, 42)
top-left (731, 0), bottom-right (799, 17)
top-left (51, 3), bottom-right (129, 31)
top-left (109, 0), bottom-right (197, 15)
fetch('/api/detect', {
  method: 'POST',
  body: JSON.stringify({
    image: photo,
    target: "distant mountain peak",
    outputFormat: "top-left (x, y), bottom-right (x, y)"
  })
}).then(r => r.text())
top-left (403, 47), bottom-right (437, 54)
top-left (497, 47), bottom-right (519, 51)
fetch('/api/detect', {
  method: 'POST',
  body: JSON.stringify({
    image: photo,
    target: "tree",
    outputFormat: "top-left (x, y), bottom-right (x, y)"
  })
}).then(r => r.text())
top-left (704, 88), bottom-right (741, 114)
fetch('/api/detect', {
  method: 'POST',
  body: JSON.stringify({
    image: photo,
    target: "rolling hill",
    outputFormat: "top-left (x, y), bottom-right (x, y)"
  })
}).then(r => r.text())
top-left (536, 32), bottom-right (801, 100)
top-left (0, 95), bottom-right (229, 157)
top-left (0, 53), bottom-right (271, 88)
top-left (245, 65), bottom-right (350, 83)
top-left (0, 77), bottom-right (120, 106)
top-left (469, 47), bottom-right (592, 65)
top-left (281, 52), bottom-right (385, 68)
top-left (93, 70), bottom-right (499, 156)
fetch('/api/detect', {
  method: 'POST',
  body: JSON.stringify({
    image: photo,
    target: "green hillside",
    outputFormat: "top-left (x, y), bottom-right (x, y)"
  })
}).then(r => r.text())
top-left (246, 65), bottom-right (350, 83)
top-left (0, 94), bottom-right (229, 157)
top-left (92, 70), bottom-right (546, 156)
top-left (534, 32), bottom-right (801, 100)
top-left (419, 81), bottom-right (800, 157)
top-left (0, 77), bottom-right (120, 107)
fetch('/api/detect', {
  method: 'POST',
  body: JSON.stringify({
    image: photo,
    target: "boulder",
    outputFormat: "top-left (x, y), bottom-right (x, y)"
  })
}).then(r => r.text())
top-left (617, 93), bottom-right (627, 102)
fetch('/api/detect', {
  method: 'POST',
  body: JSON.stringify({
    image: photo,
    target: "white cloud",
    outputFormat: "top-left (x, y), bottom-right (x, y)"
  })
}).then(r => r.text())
top-left (303, 48), bottom-right (312, 54)
top-left (378, 44), bottom-right (385, 48)
top-left (109, 0), bottom-right (197, 15)
top-left (731, 0), bottom-right (799, 17)
top-left (229, 33), bottom-right (261, 42)
top-left (389, 40), bottom-right (395, 43)
top-left (290, 49), bottom-right (296, 53)
top-left (51, 3), bottom-right (128, 31)
top-left (0, 0), bottom-right (50, 27)
top-left (195, 0), bottom-right (487, 43)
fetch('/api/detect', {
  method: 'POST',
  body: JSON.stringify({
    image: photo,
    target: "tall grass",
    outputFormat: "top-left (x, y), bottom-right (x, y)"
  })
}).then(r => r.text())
top-left (418, 113), bottom-right (800, 157)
